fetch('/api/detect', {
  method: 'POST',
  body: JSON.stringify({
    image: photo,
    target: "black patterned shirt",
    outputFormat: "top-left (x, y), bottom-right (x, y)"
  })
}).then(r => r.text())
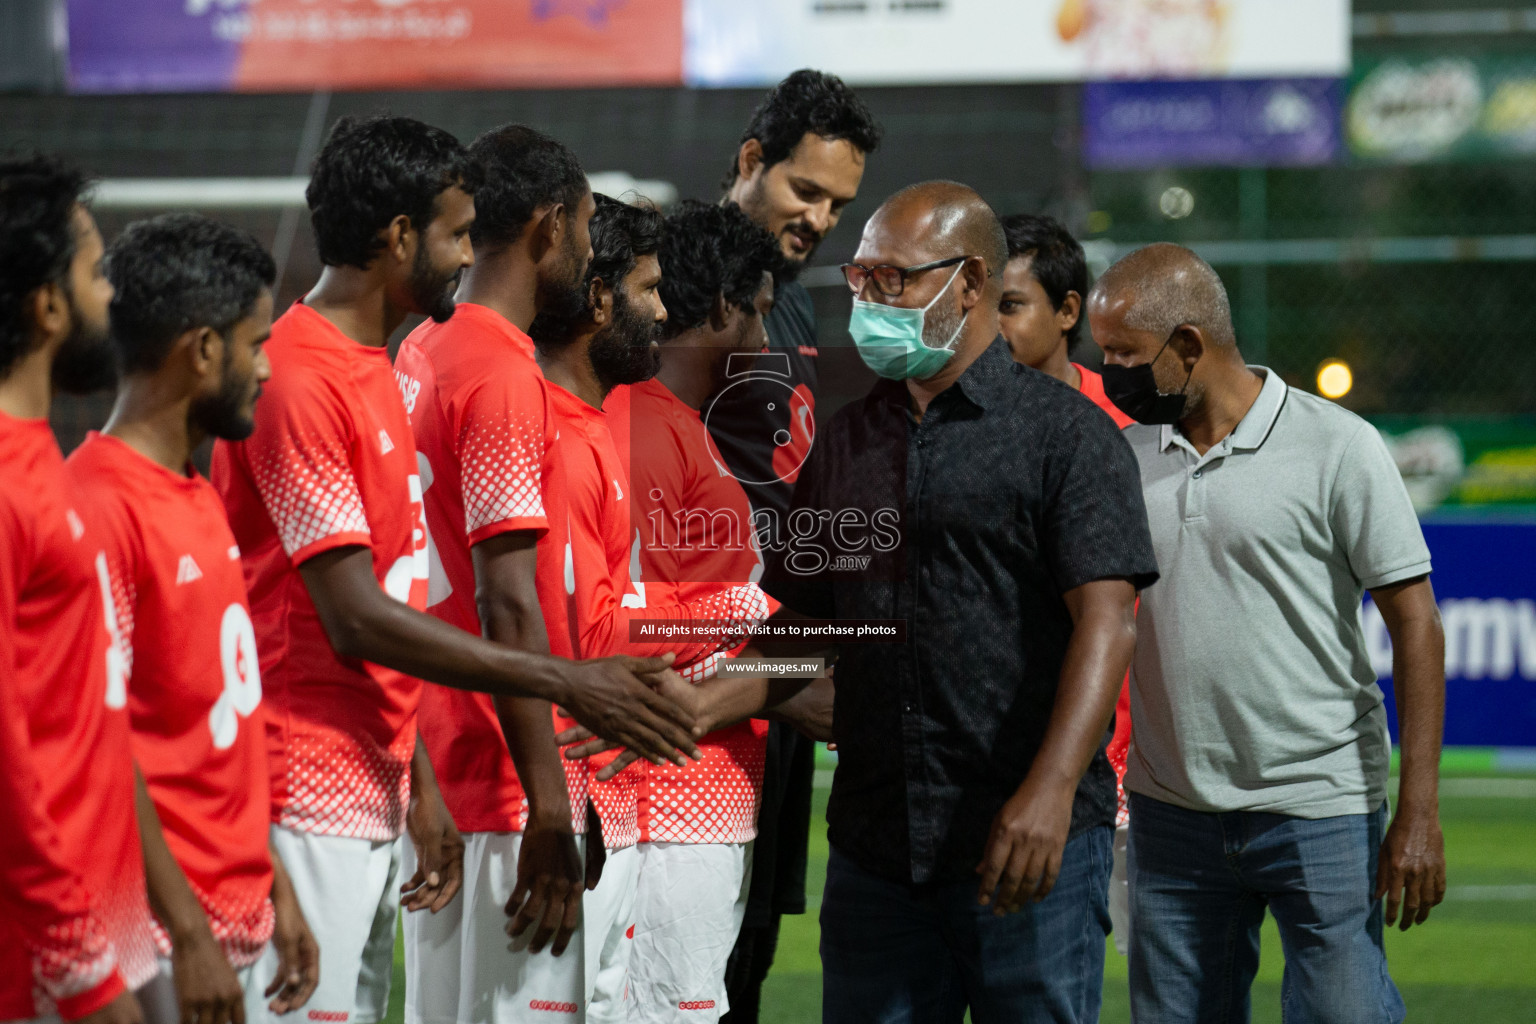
top-left (765, 336), bottom-right (1159, 884)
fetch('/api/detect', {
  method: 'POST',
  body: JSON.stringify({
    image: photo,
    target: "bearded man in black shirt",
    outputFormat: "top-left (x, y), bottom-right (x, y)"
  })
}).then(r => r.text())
top-left (708, 68), bottom-right (882, 1024)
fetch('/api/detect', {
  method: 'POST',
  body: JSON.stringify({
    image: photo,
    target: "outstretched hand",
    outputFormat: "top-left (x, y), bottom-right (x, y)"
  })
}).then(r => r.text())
top-left (555, 655), bottom-right (702, 767)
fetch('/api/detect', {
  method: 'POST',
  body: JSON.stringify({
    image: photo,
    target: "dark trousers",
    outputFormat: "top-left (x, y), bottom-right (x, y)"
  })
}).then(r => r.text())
top-left (721, 913), bottom-right (782, 1024)
top-left (820, 827), bottom-right (1113, 1024)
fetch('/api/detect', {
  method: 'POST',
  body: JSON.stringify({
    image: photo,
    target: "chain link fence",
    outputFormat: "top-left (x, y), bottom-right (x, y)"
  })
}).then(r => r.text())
top-left (1085, 161), bottom-right (1536, 417)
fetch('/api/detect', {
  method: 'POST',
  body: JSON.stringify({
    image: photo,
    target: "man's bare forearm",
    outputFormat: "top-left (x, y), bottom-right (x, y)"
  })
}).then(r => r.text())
top-left (299, 546), bottom-right (570, 704)
top-left (1018, 580), bottom-right (1137, 798)
top-left (134, 768), bottom-right (210, 945)
top-left (691, 675), bottom-right (813, 733)
top-left (410, 735), bottom-right (445, 802)
top-left (1374, 577), bottom-right (1445, 815)
top-left (475, 533), bottom-right (575, 825)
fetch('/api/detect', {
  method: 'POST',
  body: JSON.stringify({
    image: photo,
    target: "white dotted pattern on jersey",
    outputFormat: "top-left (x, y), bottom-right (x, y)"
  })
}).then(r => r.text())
top-left (644, 740), bottom-right (766, 845)
top-left (105, 566), bottom-right (136, 681)
top-left (626, 583), bottom-right (772, 846)
top-left (102, 874), bottom-right (158, 991)
top-left (688, 584), bottom-right (771, 649)
top-left (589, 583), bottom-right (769, 850)
top-left (248, 431), bottom-right (370, 557)
top-left (641, 654), bottom-right (766, 845)
top-left (148, 886), bottom-right (274, 969)
top-left (31, 916), bottom-right (116, 1010)
top-left (679, 652), bottom-right (723, 685)
top-left (460, 417), bottom-right (544, 537)
top-left (277, 731), bottom-right (415, 840)
top-left (33, 870), bottom-right (160, 1013)
top-left (1110, 744), bottom-right (1130, 827)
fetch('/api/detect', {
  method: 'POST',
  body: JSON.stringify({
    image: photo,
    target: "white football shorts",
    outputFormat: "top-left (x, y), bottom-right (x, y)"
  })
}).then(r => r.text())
top-left (624, 842), bottom-right (752, 1024)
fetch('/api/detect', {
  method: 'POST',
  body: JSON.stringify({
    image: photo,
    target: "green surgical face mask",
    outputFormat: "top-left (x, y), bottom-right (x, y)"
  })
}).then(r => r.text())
top-left (848, 263), bottom-right (968, 381)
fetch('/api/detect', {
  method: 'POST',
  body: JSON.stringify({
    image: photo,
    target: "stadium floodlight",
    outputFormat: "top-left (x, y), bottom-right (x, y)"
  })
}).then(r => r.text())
top-left (1317, 359), bottom-right (1354, 399)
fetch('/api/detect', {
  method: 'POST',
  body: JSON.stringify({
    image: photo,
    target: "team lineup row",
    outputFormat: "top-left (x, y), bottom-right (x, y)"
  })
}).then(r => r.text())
top-left (2, 70), bottom-right (878, 1024)
top-left (2, 66), bottom-right (1449, 1024)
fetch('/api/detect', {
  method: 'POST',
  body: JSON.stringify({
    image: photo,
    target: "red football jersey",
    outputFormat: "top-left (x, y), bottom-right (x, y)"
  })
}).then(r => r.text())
top-left (211, 302), bottom-right (430, 841)
top-left (0, 412), bottom-right (155, 1020)
top-left (69, 434), bottom-right (276, 968)
top-left (543, 382), bottom-right (769, 849)
top-left (396, 304), bottom-right (585, 835)
top-left (608, 379), bottom-right (777, 845)
top-left (1076, 362), bottom-right (1134, 824)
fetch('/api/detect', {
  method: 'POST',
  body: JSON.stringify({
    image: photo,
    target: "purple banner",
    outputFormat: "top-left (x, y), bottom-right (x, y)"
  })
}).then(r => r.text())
top-left (68, 0), bottom-right (241, 94)
top-left (1083, 78), bottom-right (1343, 170)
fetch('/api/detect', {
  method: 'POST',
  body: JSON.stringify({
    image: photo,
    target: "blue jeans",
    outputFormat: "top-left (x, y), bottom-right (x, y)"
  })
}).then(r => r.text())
top-left (1128, 793), bottom-right (1405, 1024)
top-left (820, 826), bottom-right (1113, 1024)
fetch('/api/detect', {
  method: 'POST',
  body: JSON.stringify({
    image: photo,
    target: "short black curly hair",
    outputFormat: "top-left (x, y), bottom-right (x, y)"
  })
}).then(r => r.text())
top-left (722, 69), bottom-right (883, 189)
top-left (466, 124), bottom-right (589, 253)
top-left (658, 200), bottom-right (781, 341)
top-left (306, 114), bottom-right (479, 270)
top-left (106, 213), bottom-right (276, 375)
top-left (0, 154), bottom-right (91, 380)
top-left (528, 194), bottom-right (664, 353)
top-left (1000, 213), bottom-right (1089, 345)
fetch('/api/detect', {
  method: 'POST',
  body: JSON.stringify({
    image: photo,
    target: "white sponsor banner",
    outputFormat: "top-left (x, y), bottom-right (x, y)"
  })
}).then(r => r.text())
top-left (684, 0), bottom-right (1350, 86)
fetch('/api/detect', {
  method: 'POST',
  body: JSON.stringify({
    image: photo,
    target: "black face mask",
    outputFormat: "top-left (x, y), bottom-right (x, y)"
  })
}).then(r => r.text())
top-left (1101, 334), bottom-right (1193, 425)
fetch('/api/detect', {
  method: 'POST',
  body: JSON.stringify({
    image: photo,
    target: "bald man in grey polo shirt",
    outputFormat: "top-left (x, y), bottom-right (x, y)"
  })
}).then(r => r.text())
top-left (1087, 244), bottom-right (1447, 1024)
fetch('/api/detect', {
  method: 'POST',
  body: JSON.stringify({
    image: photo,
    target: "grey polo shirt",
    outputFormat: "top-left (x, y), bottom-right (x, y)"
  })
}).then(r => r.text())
top-left (1124, 367), bottom-right (1432, 818)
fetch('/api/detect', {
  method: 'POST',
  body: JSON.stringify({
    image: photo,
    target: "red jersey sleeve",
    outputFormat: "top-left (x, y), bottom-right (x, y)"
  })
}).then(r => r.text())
top-left (0, 507), bottom-right (125, 1021)
top-left (241, 365), bottom-right (372, 564)
top-left (569, 500), bottom-right (770, 669)
top-left (454, 372), bottom-right (550, 546)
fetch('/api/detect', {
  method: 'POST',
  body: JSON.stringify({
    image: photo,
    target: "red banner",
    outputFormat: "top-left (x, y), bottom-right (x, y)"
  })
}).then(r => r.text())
top-left (69, 0), bottom-right (682, 94)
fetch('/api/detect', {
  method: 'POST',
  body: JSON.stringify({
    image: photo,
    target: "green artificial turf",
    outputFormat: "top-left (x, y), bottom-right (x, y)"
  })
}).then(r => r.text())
top-left (386, 748), bottom-right (1536, 1023)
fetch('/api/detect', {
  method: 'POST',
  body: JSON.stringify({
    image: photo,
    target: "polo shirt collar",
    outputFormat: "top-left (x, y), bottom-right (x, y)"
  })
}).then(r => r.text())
top-left (1160, 365), bottom-right (1286, 453)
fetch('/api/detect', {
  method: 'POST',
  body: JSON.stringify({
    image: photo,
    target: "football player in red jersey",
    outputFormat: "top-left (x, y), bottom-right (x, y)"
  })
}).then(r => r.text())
top-left (603, 200), bottom-right (826, 1024)
top-left (529, 196), bottom-right (773, 1023)
top-left (395, 124), bottom-right (620, 1024)
top-left (998, 213), bottom-right (1137, 956)
top-left (69, 213), bottom-right (321, 1024)
top-left (210, 117), bottom-right (700, 1024)
top-left (0, 155), bottom-right (150, 1024)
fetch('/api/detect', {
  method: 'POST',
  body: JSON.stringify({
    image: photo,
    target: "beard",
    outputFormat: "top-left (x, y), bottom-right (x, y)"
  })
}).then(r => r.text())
top-left (51, 287), bottom-right (117, 395)
top-left (528, 235), bottom-right (595, 350)
top-left (737, 179), bottom-right (816, 281)
top-left (409, 243), bottom-right (461, 324)
top-left (190, 350), bottom-right (260, 442)
top-left (588, 289), bottom-right (661, 390)
top-left (920, 292), bottom-right (967, 352)
top-left (773, 250), bottom-right (806, 285)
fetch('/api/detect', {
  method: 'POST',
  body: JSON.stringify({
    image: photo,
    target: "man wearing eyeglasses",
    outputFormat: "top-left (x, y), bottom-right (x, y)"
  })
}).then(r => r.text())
top-left (765, 181), bottom-right (1159, 1023)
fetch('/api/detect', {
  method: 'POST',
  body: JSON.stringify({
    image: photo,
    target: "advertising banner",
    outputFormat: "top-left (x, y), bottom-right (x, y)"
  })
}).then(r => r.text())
top-left (66, 0), bottom-right (684, 93)
top-left (66, 0), bottom-right (1351, 93)
top-left (1374, 417), bottom-right (1536, 512)
top-left (685, 0), bottom-right (1350, 87)
top-left (1348, 53), bottom-right (1536, 163)
top-left (1366, 520), bottom-right (1536, 747)
top-left (1083, 77), bottom-right (1343, 169)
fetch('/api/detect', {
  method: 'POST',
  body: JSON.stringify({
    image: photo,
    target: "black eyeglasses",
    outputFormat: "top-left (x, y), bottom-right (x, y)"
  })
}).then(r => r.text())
top-left (840, 256), bottom-right (970, 298)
